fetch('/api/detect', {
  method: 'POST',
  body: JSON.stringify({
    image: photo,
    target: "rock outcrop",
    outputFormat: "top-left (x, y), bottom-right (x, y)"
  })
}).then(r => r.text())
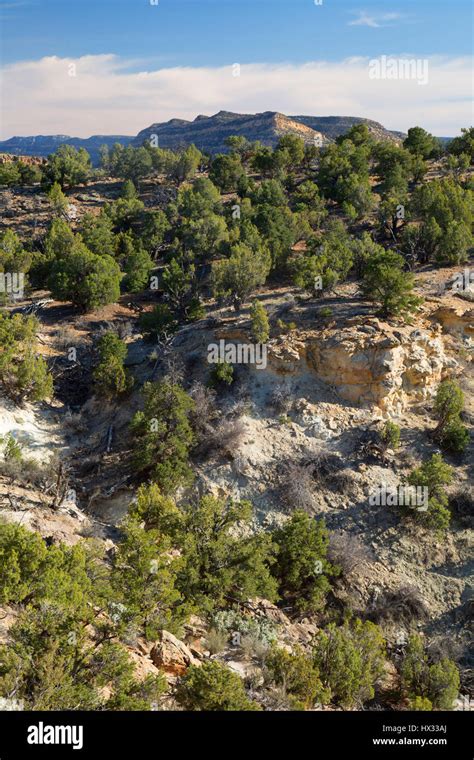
top-left (150, 631), bottom-right (200, 676)
top-left (268, 321), bottom-right (455, 413)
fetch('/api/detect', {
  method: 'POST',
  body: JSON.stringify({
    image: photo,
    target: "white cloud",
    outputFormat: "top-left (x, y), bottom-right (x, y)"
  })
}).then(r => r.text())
top-left (349, 11), bottom-right (403, 28)
top-left (1, 54), bottom-right (471, 140)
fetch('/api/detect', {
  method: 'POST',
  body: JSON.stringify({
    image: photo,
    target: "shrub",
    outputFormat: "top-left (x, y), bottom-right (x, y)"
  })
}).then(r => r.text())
top-left (361, 250), bottom-right (422, 319)
top-left (211, 609), bottom-right (277, 647)
top-left (433, 380), bottom-right (469, 454)
top-left (438, 416), bottom-right (469, 455)
top-left (293, 224), bottom-right (353, 295)
top-left (139, 304), bottom-right (177, 341)
top-left (313, 619), bottom-right (386, 708)
top-left (42, 144), bottom-right (91, 189)
top-left (448, 488), bottom-right (474, 528)
top-left (120, 243), bottom-right (154, 294)
top-left (177, 496), bottom-right (278, 612)
top-left (434, 380), bottom-right (464, 427)
top-left (47, 181), bottom-right (69, 216)
top-left (250, 300), bottom-right (270, 343)
top-left (269, 381), bottom-right (292, 413)
top-left (0, 162), bottom-right (21, 186)
top-left (209, 360), bottom-right (234, 388)
top-left (198, 417), bottom-right (246, 459)
top-left (380, 420), bottom-right (401, 450)
top-left (327, 531), bottom-right (371, 577)
top-left (370, 585), bottom-right (429, 626)
top-left (406, 454), bottom-right (453, 530)
top-left (48, 241), bottom-right (121, 311)
top-left (0, 312), bottom-right (53, 402)
top-left (189, 382), bottom-right (218, 434)
top-left (272, 510), bottom-right (336, 614)
top-left (279, 461), bottom-right (315, 512)
top-left (409, 696), bottom-right (433, 710)
top-left (204, 628), bottom-right (229, 655)
top-left (175, 661), bottom-right (261, 711)
top-left (130, 381), bottom-right (195, 494)
top-left (401, 634), bottom-right (459, 710)
top-left (211, 242), bottom-right (271, 309)
top-left (1, 433), bottom-right (22, 462)
top-left (319, 306), bottom-right (333, 319)
top-left (0, 521), bottom-right (172, 711)
top-left (111, 517), bottom-right (184, 638)
top-left (265, 646), bottom-right (329, 710)
top-left (93, 332), bottom-right (133, 398)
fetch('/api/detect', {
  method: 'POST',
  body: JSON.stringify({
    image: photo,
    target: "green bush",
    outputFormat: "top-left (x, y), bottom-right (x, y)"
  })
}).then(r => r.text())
top-left (211, 242), bottom-right (271, 309)
top-left (48, 241), bottom-right (121, 311)
top-left (1, 433), bottom-right (22, 462)
top-left (177, 496), bottom-right (278, 612)
top-left (406, 454), bottom-right (453, 530)
top-left (47, 182), bottom-right (68, 215)
top-left (130, 381), bottom-right (195, 494)
top-left (409, 695), bottom-right (433, 711)
top-left (380, 420), bottom-right (401, 450)
top-left (361, 250), bottom-right (422, 319)
top-left (139, 303), bottom-right (177, 341)
top-left (438, 416), bottom-right (469, 455)
top-left (433, 380), bottom-right (469, 454)
top-left (250, 300), bottom-right (269, 343)
top-left (401, 634), bottom-right (459, 710)
top-left (93, 332), bottom-right (133, 398)
top-left (42, 144), bottom-right (91, 189)
top-left (0, 312), bottom-right (53, 402)
top-left (209, 360), bottom-right (234, 388)
top-left (265, 646), bottom-right (329, 710)
top-left (111, 517), bottom-right (184, 638)
top-left (130, 486), bottom-right (277, 613)
top-left (313, 619), bottom-right (386, 708)
top-left (0, 522), bottom-right (167, 710)
top-left (0, 162), bottom-right (21, 186)
top-left (176, 661), bottom-right (260, 711)
top-left (272, 510), bottom-right (336, 614)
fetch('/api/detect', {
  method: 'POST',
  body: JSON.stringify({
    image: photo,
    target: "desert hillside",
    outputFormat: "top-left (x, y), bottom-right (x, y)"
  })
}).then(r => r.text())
top-left (0, 123), bottom-right (472, 713)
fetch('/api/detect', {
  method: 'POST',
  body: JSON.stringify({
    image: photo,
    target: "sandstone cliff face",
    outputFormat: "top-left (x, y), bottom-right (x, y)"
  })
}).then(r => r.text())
top-left (267, 321), bottom-right (455, 413)
top-left (429, 304), bottom-right (474, 340)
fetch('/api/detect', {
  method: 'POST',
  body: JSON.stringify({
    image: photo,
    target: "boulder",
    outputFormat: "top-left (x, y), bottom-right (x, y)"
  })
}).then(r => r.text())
top-left (150, 630), bottom-right (200, 676)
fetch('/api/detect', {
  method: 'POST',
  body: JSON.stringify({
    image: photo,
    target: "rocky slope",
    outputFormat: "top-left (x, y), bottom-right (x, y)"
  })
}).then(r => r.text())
top-left (134, 110), bottom-right (327, 153)
top-left (291, 115), bottom-right (405, 143)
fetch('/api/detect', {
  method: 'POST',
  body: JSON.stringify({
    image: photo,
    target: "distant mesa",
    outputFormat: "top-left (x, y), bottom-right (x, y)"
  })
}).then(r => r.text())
top-left (0, 111), bottom-right (408, 164)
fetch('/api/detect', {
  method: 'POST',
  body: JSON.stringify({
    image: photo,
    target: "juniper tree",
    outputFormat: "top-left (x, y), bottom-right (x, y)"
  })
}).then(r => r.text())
top-left (130, 380), bottom-right (195, 493)
top-left (361, 250), bottom-right (421, 319)
top-left (176, 661), bottom-right (260, 711)
top-left (48, 240), bottom-right (122, 311)
top-left (0, 312), bottom-right (53, 402)
top-left (433, 380), bottom-right (469, 454)
top-left (93, 332), bottom-right (132, 398)
top-left (406, 454), bottom-right (453, 530)
top-left (272, 510), bottom-right (336, 613)
top-left (401, 634), bottom-right (459, 710)
top-left (250, 300), bottom-right (270, 343)
top-left (47, 182), bottom-right (68, 216)
top-left (313, 619), bottom-right (386, 708)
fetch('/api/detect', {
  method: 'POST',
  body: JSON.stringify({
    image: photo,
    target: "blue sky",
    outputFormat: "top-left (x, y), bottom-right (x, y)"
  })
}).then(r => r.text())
top-left (1, 1), bottom-right (472, 138)
top-left (1, 0), bottom-right (472, 66)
